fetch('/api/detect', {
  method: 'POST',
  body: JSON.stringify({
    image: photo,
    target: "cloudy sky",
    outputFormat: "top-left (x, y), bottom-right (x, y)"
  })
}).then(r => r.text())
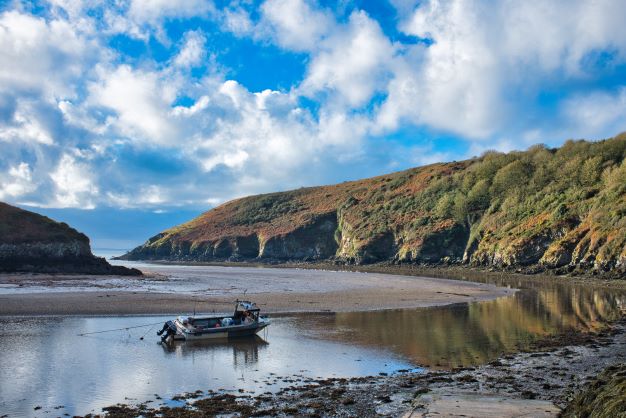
top-left (1, 0), bottom-right (625, 250)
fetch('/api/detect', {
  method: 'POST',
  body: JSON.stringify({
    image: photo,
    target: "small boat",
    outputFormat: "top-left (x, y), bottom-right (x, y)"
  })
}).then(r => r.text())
top-left (157, 300), bottom-right (270, 343)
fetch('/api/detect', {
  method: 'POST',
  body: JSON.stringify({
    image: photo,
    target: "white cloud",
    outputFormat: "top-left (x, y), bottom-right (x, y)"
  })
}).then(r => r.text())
top-left (260, 0), bottom-right (333, 51)
top-left (0, 10), bottom-right (91, 98)
top-left (189, 80), bottom-right (321, 177)
top-left (2, 1), bottom-right (626, 213)
top-left (388, 0), bottom-right (420, 15)
top-left (379, 0), bottom-right (505, 138)
top-left (0, 107), bottom-right (54, 145)
top-left (561, 87), bottom-right (626, 139)
top-left (376, 0), bottom-right (626, 139)
top-left (106, 185), bottom-right (167, 208)
top-left (222, 7), bottom-right (254, 36)
top-left (88, 65), bottom-right (178, 144)
top-left (0, 162), bottom-right (36, 200)
top-left (497, 0), bottom-right (626, 75)
top-left (300, 11), bottom-right (396, 107)
top-left (99, 0), bottom-right (215, 42)
top-left (128, 0), bottom-right (215, 25)
top-left (49, 153), bottom-right (99, 208)
top-left (173, 30), bottom-right (207, 68)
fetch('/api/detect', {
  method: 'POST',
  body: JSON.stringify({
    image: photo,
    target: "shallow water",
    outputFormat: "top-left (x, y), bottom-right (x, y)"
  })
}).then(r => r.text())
top-left (315, 282), bottom-right (625, 368)
top-left (0, 315), bottom-right (414, 416)
top-left (1, 268), bottom-right (624, 417)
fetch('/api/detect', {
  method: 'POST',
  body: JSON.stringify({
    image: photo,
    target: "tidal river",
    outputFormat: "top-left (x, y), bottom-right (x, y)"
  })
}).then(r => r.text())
top-left (0, 263), bottom-right (624, 416)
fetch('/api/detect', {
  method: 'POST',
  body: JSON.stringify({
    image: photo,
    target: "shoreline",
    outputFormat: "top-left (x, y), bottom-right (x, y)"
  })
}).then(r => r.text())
top-left (0, 263), bottom-right (515, 316)
top-left (118, 258), bottom-right (626, 289)
top-left (2, 261), bottom-right (624, 316)
top-left (0, 276), bottom-right (512, 316)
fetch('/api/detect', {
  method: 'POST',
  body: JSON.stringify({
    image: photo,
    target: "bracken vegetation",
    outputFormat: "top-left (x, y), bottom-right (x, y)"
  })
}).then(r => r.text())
top-left (0, 202), bottom-right (88, 244)
top-left (0, 203), bottom-right (141, 275)
top-left (561, 363), bottom-right (626, 418)
top-left (124, 134), bottom-right (626, 275)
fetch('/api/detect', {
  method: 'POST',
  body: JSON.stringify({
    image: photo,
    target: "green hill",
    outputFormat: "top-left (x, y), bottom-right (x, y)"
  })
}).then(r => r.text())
top-left (122, 134), bottom-right (626, 277)
top-left (0, 202), bottom-right (141, 275)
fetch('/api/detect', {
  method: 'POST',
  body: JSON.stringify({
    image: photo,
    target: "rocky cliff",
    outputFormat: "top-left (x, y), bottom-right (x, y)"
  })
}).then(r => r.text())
top-left (122, 134), bottom-right (626, 277)
top-left (0, 202), bottom-right (141, 275)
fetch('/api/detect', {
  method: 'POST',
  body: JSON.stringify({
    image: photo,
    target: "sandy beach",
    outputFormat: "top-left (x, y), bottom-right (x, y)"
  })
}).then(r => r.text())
top-left (0, 264), bottom-right (513, 315)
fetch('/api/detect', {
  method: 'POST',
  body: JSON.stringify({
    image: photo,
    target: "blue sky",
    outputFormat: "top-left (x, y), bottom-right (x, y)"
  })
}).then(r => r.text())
top-left (1, 0), bottom-right (625, 250)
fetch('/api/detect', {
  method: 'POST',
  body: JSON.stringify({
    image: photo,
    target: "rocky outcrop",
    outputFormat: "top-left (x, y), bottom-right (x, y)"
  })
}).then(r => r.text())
top-left (259, 213), bottom-right (338, 260)
top-left (121, 135), bottom-right (626, 277)
top-left (0, 202), bottom-right (141, 275)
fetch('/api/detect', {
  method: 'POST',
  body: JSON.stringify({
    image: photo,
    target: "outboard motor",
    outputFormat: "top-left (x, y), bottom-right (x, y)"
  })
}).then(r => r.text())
top-left (157, 321), bottom-right (176, 343)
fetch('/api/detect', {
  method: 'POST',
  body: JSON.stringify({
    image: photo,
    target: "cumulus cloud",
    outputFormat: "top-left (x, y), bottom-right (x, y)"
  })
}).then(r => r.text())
top-left (380, 0), bottom-right (507, 138)
top-left (1, 0), bottom-right (625, 213)
top-left (173, 31), bottom-right (207, 68)
top-left (5, 3), bottom-right (359, 210)
top-left (260, 0), bottom-right (333, 51)
top-left (0, 162), bottom-right (35, 200)
top-left (88, 65), bottom-right (178, 144)
top-left (49, 152), bottom-right (99, 208)
top-left (377, 0), bottom-right (626, 139)
top-left (109, 0), bottom-right (215, 42)
top-left (300, 11), bottom-right (396, 107)
top-left (128, 0), bottom-right (214, 25)
top-left (222, 7), bottom-right (254, 36)
top-left (496, 0), bottom-right (626, 75)
top-left (177, 79), bottom-right (358, 192)
top-left (0, 10), bottom-right (92, 97)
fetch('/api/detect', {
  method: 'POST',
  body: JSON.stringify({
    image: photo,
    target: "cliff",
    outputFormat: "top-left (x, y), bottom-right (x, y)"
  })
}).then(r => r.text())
top-left (0, 202), bottom-right (141, 275)
top-left (122, 134), bottom-right (626, 277)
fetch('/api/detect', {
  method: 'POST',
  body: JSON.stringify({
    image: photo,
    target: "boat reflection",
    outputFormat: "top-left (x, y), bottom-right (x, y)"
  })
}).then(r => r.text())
top-left (160, 335), bottom-right (269, 367)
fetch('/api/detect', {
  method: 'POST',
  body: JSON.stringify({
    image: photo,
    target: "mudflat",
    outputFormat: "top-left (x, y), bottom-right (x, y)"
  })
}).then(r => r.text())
top-left (0, 264), bottom-right (513, 315)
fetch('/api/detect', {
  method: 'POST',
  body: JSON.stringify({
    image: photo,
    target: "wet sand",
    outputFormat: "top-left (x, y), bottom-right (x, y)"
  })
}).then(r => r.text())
top-left (0, 264), bottom-right (513, 315)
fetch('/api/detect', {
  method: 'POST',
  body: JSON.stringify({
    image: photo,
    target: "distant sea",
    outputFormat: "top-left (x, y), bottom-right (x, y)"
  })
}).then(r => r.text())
top-left (92, 248), bottom-right (129, 260)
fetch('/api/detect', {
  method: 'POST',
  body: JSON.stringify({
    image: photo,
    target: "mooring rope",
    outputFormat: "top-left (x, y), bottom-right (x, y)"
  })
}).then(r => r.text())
top-left (77, 321), bottom-right (164, 336)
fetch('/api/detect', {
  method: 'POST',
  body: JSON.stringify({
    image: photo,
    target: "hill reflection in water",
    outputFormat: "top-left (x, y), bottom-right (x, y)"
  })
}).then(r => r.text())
top-left (298, 282), bottom-right (625, 368)
top-left (1, 278), bottom-right (623, 415)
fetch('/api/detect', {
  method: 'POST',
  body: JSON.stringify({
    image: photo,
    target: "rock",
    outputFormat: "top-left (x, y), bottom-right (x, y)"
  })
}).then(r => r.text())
top-left (0, 202), bottom-right (141, 275)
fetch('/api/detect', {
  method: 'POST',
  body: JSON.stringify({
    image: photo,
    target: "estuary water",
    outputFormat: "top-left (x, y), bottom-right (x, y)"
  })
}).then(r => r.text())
top-left (0, 315), bottom-right (415, 416)
top-left (0, 263), bottom-right (624, 416)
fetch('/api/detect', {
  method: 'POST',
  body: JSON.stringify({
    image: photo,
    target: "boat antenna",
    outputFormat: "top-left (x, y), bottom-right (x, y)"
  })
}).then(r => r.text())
top-left (193, 299), bottom-right (197, 316)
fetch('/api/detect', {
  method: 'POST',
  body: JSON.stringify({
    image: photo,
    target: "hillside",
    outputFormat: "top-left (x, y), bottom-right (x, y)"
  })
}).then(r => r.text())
top-left (0, 202), bottom-right (140, 275)
top-left (122, 134), bottom-right (626, 276)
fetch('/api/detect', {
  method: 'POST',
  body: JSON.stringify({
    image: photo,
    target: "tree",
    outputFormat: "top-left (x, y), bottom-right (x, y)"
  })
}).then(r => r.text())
top-left (467, 179), bottom-right (491, 212)
top-left (492, 160), bottom-right (531, 196)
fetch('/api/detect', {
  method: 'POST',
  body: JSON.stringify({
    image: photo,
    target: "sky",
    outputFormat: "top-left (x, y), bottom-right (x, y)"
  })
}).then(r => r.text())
top-left (1, 0), bottom-right (626, 250)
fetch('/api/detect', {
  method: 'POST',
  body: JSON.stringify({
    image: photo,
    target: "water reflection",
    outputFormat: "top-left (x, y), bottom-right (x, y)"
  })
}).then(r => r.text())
top-left (161, 336), bottom-right (269, 367)
top-left (300, 282), bottom-right (625, 368)
top-left (0, 316), bottom-right (411, 416)
top-left (2, 275), bottom-right (625, 415)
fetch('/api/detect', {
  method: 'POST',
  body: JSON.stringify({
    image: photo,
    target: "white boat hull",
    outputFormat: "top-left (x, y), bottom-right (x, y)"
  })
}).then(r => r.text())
top-left (158, 300), bottom-right (270, 343)
top-left (170, 318), bottom-right (270, 341)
